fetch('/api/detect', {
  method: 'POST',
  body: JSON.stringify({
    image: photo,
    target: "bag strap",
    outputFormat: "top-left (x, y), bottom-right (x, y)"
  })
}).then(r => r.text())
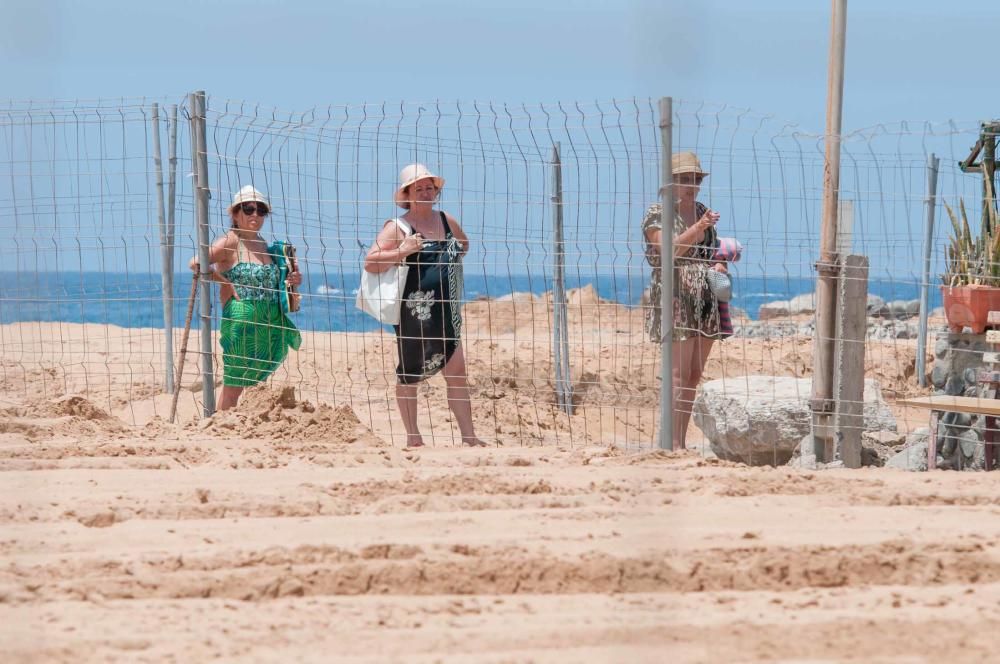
top-left (439, 211), bottom-right (453, 237)
top-left (392, 217), bottom-right (413, 237)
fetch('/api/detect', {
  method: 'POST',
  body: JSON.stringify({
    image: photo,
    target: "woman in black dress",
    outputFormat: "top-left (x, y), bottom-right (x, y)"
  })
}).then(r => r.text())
top-left (364, 164), bottom-right (486, 448)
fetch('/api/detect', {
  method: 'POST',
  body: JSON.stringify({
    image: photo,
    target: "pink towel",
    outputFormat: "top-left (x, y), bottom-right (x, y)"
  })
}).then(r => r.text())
top-left (713, 237), bottom-right (743, 338)
top-left (714, 237), bottom-right (743, 263)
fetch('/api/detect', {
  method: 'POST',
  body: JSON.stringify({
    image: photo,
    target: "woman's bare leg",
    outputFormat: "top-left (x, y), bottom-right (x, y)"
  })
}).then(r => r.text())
top-left (671, 336), bottom-right (714, 447)
top-left (218, 386), bottom-right (244, 411)
top-left (395, 383), bottom-right (423, 447)
top-left (442, 345), bottom-right (486, 446)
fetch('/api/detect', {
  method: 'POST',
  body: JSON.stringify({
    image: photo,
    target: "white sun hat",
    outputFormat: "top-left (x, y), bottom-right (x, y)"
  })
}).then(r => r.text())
top-left (227, 185), bottom-right (270, 213)
top-left (394, 163), bottom-right (444, 208)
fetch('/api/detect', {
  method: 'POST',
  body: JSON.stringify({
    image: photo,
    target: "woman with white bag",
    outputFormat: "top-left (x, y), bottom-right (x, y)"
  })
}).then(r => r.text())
top-left (363, 164), bottom-right (486, 448)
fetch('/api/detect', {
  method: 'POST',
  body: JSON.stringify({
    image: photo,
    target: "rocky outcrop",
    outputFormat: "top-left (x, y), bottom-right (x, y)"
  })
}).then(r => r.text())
top-left (756, 294), bottom-right (920, 321)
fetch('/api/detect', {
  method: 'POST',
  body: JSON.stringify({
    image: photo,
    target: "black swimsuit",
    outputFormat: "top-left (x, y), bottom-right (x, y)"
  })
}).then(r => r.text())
top-left (393, 212), bottom-right (464, 384)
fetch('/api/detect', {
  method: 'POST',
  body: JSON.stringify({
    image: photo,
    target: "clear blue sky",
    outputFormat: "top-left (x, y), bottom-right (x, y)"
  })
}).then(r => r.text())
top-left (2, 0), bottom-right (997, 285)
top-left (3, 0), bottom-right (998, 132)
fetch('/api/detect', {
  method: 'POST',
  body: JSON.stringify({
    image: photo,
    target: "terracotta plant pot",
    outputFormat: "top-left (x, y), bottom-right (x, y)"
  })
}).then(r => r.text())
top-left (940, 284), bottom-right (1000, 333)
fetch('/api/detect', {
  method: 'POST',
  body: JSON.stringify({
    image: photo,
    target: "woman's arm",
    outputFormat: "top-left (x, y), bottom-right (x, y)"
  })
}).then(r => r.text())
top-left (646, 208), bottom-right (719, 259)
top-left (443, 212), bottom-right (470, 255)
top-left (188, 234), bottom-right (241, 302)
top-left (645, 226), bottom-right (690, 259)
top-left (188, 233), bottom-right (238, 275)
top-left (364, 221), bottom-right (424, 274)
top-left (672, 223), bottom-right (705, 258)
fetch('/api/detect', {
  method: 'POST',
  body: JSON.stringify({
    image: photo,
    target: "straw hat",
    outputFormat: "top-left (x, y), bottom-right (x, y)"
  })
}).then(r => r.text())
top-left (394, 163), bottom-right (445, 208)
top-left (227, 185), bottom-right (270, 213)
top-left (671, 152), bottom-right (709, 177)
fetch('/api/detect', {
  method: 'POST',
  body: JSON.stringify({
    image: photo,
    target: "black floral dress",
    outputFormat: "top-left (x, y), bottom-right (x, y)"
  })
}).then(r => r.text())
top-left (641, 201), bottom-right (721, 342)
top-left (394, 212), bottom-right (464, 384)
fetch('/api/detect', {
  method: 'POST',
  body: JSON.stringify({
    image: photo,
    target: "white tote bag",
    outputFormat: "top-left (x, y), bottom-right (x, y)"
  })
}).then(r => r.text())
top-left (356, 218), bottom-right (412, 325)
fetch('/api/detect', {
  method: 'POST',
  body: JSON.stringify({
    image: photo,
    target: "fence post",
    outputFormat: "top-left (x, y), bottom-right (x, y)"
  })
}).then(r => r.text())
top-left (168, 104), bottom-right (179, 314)
top-left (551, 143), bottom-right (572, 415)
top-left (190, 91), bottom-right (216, 416)
top-left (812, 0), bottom-right (848, 463)
top-left (152, 103), bottom-right (174, 394)
top-left (167, 104), bottom-right (180, 393)
top-left (917, 153), bottom-right (940, 388)
top-left (835, 254), bottom-right (868, 468)
top-left (658, 97), bottom-right (675, 450)
top-left (168, 105), bottom-right (179, 243)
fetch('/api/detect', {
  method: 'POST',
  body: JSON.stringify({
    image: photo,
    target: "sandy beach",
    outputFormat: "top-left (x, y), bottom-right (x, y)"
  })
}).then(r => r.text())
top-left (3, 297), bottom-right (1000, 662)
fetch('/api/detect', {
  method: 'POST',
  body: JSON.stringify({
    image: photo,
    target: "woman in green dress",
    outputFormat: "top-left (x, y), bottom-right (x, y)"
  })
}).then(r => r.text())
top-left (188, 185), bottom-right (302, 410)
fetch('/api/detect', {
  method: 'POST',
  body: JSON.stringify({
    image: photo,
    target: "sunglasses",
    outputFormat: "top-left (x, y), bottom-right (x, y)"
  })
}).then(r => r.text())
top-left (673, 173), bottom-right (704, 186)
top-left (238, 202), bottom-right (269, 216)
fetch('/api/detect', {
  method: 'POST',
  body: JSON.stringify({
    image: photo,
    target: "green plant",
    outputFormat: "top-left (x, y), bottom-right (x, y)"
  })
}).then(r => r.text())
top-left (943, 163), bottom-right (1000, 287)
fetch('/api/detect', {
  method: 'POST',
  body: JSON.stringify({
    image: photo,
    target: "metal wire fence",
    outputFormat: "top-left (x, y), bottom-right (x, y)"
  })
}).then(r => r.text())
top-left (1, 93), bottom-right (995, 464)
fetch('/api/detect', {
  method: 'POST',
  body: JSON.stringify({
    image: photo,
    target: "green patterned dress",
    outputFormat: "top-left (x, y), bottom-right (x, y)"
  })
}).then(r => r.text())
top-left (641, 201), bottom-right (721, 342)
top-left (219, 251), bottom-right (301, 387)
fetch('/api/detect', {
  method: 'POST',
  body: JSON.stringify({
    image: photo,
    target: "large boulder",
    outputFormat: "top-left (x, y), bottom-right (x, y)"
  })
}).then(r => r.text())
top-left (692, 375), bottom-right (896, 465)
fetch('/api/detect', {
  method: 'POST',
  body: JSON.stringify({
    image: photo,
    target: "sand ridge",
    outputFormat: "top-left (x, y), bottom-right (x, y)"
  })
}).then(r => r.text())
top-left (4, 313), bottom-right (999, 662)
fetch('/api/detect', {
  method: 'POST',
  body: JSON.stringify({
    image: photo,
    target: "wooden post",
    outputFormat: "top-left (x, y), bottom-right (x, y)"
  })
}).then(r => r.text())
top-left (983, 125), bottom-right (997, 232)
top-left (928, 411), bottom-right (939, 470)
top-left (834, 254), bottom-right (868, 468)
top-left (811, 0), bottom-right (848, 462)
top-left (981, 317), bottom-right (1000, 471)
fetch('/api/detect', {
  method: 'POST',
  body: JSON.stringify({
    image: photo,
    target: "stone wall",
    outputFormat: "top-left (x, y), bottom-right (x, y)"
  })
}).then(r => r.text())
top-left (927, 332), bottom-right (994, 470)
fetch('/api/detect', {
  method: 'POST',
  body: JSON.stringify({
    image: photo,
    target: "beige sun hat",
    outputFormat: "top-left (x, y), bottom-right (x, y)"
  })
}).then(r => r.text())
top-left (394, 163), bottom-right (445, 208)
top-left (227, 185), bottom-right (270, 213)
top-left (671, 152), bottom-right (709, 177)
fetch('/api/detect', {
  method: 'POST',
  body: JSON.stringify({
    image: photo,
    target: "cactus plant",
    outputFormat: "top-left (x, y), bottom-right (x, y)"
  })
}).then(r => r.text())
top-left (943, 163), bottom-right (1000, 287)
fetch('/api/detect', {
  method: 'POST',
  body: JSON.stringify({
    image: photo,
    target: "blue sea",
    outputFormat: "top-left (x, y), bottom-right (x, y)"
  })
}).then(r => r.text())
top-left (0, 271), bottom-right (942, 331)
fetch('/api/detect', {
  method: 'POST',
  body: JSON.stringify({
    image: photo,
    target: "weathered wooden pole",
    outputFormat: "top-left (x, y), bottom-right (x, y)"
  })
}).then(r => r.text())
top-left (811, 0), bottom-right (848, 462)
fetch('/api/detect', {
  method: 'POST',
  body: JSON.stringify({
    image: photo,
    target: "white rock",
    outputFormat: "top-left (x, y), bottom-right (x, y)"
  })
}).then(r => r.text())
top-left (758, 293), bottom-right (815, 320)
top-left (886, 440), bottom-right (929, 472)
top-left (692, 375), bottom-right (896, 466)
top-left (788, 292), bottom-right (817, 313)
